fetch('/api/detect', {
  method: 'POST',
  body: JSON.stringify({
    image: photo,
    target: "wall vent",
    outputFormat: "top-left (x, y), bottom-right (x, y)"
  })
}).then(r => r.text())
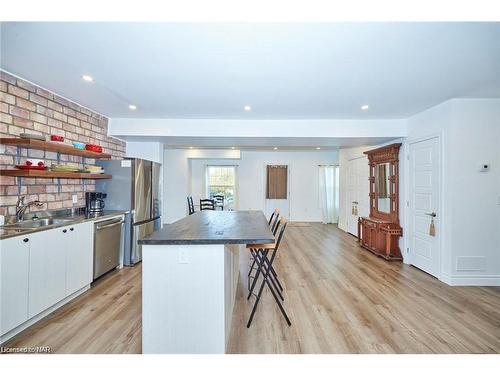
top-left (456, 256), bottom-right (487, 272)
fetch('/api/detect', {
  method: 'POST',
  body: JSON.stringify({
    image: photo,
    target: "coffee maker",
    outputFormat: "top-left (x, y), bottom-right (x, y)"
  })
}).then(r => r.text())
top-left (85, 192), bottom-right (107, 214)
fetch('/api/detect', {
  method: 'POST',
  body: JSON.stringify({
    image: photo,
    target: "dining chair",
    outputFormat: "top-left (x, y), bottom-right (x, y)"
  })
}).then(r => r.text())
top-left (187, 196), bottom-right (195, 215)
top-left (199, 199), bottom-right (215, 211)
top-left (213, 194), bottom-right (224, 210)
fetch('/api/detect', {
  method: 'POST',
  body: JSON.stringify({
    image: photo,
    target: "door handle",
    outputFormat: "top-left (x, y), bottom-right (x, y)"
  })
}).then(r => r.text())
top-left (424, 212), bottom-right (437, 217)
top-left (96, 220), bottom-right (124, 231)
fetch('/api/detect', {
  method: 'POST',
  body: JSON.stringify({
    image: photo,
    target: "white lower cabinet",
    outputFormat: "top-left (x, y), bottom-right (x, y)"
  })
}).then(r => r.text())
top-left (65, 221), bottom-right (93, 296)
top-left (0, 236), bottom-right (30, 335)
top-left (0, 221), bottom-right (94, 338)
top-left (28, 227), bottom-right (69, 318)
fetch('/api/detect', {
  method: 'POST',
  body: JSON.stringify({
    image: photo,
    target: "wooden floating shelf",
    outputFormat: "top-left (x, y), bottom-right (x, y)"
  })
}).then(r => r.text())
top-left (0, 169), bottom-right (112, 179)
top-left (0, 138), bottom-right (112, 159)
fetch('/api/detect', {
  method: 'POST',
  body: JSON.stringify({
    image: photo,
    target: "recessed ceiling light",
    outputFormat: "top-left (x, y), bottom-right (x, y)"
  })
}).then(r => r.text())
top-left (244, 105), bottom-right (252, 112)
top-left (273, 147), bottom-right (278, 150)
top-left (189, 147), bottom-right (193, 149)
top-left (128, 104), bottom-right (137, 111)
top-left (231, 147), bottom-right (235, 150)
top-left (316, 147), bottom-right (321, 150)
top-left (82, 75), bottom-right (94, 82)
top-left (361, 104), bottom-right (370, 111)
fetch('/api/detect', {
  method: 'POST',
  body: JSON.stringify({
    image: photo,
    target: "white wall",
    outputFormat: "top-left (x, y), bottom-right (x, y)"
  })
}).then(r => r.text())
top-left (163, 149), bottom-right (191, 224)
top-left (406, 98), bottom-right (500, 285)
top-left (163, 149), bottom-right (338, 223)
top-left (126, 141), bottom-right (163, 163)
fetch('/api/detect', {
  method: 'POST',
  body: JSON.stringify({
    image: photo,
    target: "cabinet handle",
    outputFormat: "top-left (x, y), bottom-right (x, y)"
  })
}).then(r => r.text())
top-left (70, 227), bottom-right (74, 231)
top-left (62, 229), bottom-right (67, 233)
top-left (23, 238), bottom-right (29, 243)
top-left (96, 220), bottom-right (123, 231)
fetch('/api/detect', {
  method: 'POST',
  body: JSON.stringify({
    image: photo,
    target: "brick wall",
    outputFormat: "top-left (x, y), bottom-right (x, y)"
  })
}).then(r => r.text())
top-left (0, 70), bottom-right (126, 216)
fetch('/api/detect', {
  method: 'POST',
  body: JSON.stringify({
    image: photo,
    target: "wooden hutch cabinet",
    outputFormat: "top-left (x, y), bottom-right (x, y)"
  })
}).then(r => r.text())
top-left (358, 143), bottom-right (403, 261)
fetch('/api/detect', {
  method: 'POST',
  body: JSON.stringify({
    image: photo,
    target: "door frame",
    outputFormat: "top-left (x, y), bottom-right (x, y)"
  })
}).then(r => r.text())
top-left (404, 132), bottom-right (444, 280)
top-left (346, 155), bottom-right (368, 236)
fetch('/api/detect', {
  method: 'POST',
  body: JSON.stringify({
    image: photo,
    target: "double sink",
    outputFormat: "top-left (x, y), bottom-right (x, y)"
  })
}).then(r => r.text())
top-left (0, 209), bottom-right (89, 239)
top-left (1, 208), bottom-right (127, 240)
top-left (5, 217), bottom-right (76, 229)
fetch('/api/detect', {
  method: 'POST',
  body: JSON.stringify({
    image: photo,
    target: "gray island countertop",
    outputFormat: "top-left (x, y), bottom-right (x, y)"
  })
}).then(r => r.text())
top-left (139, 210), bottom-right (274, 245)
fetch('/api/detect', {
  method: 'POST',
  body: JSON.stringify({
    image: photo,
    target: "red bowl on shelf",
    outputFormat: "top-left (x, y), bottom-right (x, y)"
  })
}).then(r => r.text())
top-left (15, 165), bottom-right (47, 170)
top-left (50, 135), bottom-right (64, 142)
top-left (85, 144), bottom-right (103, 153)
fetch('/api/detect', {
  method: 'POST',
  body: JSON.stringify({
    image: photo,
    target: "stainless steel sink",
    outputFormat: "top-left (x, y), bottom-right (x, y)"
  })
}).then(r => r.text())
top-left (6, 218), bottom-right (74, 229)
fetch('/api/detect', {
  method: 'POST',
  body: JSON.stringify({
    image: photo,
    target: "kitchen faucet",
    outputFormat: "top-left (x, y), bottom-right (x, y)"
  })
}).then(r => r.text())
top-left (15, 196), bottom-right (44, 222)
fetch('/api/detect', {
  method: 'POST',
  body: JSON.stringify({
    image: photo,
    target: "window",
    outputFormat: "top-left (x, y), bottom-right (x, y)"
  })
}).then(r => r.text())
top-left (206, 166), bottom-right (237, 210)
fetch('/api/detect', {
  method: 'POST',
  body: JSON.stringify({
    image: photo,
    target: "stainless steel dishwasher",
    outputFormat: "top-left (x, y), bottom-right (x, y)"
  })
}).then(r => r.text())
top-left (93, 217), bottom-right (123, 279)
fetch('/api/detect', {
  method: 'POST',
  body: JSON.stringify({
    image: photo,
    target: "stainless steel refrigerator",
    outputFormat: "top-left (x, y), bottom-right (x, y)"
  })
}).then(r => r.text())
top-left (96, 158), bottom-right (161, 265)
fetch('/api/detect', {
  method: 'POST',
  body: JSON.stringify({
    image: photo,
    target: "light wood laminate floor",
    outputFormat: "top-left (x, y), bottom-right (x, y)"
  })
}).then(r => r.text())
top-left (5, 224), bottom-right (500, 353)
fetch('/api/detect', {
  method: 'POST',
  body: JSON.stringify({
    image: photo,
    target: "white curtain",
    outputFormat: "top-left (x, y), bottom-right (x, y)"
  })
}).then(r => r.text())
top-left (319, 165), bottom-right (339, 224)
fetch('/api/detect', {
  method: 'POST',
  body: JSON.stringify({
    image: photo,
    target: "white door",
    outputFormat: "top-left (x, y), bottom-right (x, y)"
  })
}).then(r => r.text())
top-left (66, 221), bottom-right (93, 296)
top-left (409, 137), bottom-right (440, 277)
top-left (0, 235), bottom-right (30, 335)
top-left (29, 227), bottom-right (68, 318)
top-left (346, 157), bottom-right (370, 235)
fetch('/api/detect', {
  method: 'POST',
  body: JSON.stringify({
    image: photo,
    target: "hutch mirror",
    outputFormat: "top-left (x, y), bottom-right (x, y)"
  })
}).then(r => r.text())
top-left (358, 143), bottom-right (403, 261)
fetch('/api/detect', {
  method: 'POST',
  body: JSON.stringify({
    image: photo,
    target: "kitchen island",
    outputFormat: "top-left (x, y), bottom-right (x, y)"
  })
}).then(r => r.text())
top-left (139, 210), bottom-right (274, 354)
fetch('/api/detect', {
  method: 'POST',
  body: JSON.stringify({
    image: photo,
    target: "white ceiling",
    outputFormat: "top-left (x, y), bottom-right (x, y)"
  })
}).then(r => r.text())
top-left (1, 22), bottom-right (499, 119)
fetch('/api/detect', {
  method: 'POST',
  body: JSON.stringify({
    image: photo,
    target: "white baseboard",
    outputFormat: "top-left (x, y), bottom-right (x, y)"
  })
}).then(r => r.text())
top-left (440, 273), bottom-right (500, 286)
top-left (0, 285), bottom-right (90, 345)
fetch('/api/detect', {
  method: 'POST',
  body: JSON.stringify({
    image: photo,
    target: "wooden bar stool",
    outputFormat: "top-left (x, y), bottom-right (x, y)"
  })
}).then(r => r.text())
top-left (248, 209), bottom-right (281, 290)
top-left (268, 208), bottom-right (279, 226)
top-left (246, 218), bottom-right (291, 328)
top-left (247, 217), bottom-right (284, 299)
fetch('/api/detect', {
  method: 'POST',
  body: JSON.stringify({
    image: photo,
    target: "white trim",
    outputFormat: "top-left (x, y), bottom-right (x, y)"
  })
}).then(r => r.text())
top-left (404, 131), bottom-right (444, 281)
top-left (0, 284), bottom-right (90, 345)
top-left (440, 273), bottom-right (500, 286)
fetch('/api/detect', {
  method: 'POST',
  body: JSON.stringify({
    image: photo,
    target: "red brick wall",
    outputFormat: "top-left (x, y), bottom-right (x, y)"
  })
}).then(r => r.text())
top-left (0, 70), bottom-right (126, 216)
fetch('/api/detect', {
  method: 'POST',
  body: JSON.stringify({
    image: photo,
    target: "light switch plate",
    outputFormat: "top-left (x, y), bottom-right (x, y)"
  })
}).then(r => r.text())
top-left (72, 194), bottom-right (78, 204)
